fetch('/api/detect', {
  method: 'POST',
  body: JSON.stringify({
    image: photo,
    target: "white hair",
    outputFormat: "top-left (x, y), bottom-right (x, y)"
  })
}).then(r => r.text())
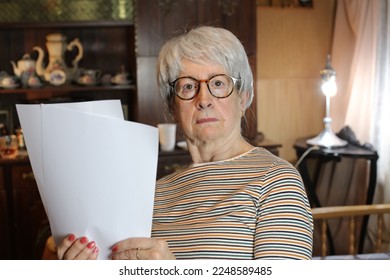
top-left (157, 26), bottom-right (254, 114)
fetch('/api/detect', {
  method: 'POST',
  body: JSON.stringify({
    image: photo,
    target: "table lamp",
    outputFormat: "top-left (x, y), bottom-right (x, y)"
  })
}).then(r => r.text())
top-left (306, 55), bottom-right (347, 148)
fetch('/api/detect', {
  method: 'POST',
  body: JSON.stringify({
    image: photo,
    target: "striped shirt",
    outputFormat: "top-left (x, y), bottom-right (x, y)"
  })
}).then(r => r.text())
top-left (152, 147), bottom-right (313, 259)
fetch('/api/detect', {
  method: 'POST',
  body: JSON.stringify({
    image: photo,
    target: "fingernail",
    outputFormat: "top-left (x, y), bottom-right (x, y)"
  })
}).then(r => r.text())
top-left (68, 234), bottom-right (75, 242)
top-left (93, 247), bottom-right (99, 254)
top-left (111, 245), bottom-right (118, 252)
top-left (87, 241), bottom-right (95, 249)
top-left (80, 237), bottom-right (88, 244)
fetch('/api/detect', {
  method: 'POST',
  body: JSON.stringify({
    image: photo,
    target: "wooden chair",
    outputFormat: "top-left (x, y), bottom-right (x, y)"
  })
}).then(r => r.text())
top-left (312, 204), bottom-right (390, 259)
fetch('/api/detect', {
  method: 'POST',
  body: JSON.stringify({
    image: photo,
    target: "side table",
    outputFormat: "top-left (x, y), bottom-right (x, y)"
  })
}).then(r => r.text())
top-left (293, 137), bottom-right (379, 254)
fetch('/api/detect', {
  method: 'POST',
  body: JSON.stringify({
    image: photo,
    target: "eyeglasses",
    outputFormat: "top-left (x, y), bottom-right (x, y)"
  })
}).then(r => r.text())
top-left (169, 74), bottom-right (240, 100)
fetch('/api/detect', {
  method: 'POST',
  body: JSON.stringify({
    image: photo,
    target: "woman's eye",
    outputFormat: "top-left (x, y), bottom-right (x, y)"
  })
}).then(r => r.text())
top-left (182, 83), bottom-right (196, 92)
top-left (214, 81), bottom-right (223, 87)
top-left (184, 84), bottom-right (193, 90)
top-left (212, 80), bottom-right (225, 88)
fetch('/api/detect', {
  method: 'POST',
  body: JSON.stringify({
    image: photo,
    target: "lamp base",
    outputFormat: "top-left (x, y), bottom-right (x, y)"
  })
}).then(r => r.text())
top-left (306, 127), bottom-right (347, 149)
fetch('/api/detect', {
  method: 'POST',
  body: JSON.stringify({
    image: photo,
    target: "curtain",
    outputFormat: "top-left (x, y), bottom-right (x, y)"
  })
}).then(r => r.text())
top-left (331, 0), bottom-right (390, 252)
top-left (371, 0), bottom-right (390, 248)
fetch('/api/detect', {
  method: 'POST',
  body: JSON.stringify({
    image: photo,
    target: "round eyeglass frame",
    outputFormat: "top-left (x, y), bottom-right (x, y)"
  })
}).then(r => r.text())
top-left (169, 74), bottom-right (241, 100)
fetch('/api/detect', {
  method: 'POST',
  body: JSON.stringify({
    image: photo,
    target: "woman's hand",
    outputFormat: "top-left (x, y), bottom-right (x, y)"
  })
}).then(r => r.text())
top-left (57, 234), bottom-right (99, 260)
top-left (111, 237), bottom-right (176, 260)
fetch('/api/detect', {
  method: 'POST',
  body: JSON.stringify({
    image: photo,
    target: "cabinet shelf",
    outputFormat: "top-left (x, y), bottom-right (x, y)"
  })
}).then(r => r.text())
top-left (0, 16), bottom-right (136, 133)
top-left (0, 20), bottom-right (134, 29)
top-left (0, 84), bottom-right (135, 95)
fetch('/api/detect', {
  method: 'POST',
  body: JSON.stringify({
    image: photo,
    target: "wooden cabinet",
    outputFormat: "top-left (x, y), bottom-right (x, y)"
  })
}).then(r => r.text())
top-left (11, 164), bottom-right (48, 259)
top-left (0, 0), bottom-right (257, 134)
top-left (0, 22), bottom-right (136, 132)
top-left (135, 0), bottom-right (256, 56)
top-left (0, 167), bottom-right (7, 259)
top-left (0, 0), bottom-right (257, 136)
top-left (0, 159), bottom-right (48, 260)
top-left (0, 14), bottom-right (137, 260)
top-left (0, 0), bottom-right (258, 259)
top-left (135, 0), bottom-right (257, 140)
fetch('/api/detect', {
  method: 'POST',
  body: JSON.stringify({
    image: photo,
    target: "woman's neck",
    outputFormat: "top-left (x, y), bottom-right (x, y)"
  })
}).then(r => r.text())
top-left (187, 137), bottom-right (253, 163)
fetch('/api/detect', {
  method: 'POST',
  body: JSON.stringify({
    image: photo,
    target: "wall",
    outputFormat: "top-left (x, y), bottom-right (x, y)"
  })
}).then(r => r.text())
top-left (256, 0), bottom-right (336, 162)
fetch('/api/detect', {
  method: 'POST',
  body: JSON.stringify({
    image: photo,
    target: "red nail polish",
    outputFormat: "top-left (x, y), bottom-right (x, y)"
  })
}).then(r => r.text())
top-left (68, 234), bottom-right (75, 242)
top-left (111, 245), bottom-right (118, 252)
top-left (80, 237), bottom-right (88, 244)
top-left (93, 247), bottom-right (99, 254)
top-left (87, 241), bottom-right (95, 249)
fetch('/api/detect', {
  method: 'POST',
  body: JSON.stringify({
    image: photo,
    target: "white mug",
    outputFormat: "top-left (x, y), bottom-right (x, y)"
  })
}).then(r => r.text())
top-left (157, 123), bottom-right (177, 151)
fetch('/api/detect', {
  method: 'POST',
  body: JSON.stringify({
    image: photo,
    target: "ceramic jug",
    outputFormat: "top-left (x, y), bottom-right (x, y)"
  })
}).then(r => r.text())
top-left (33, 33), bottom-right (83, 84)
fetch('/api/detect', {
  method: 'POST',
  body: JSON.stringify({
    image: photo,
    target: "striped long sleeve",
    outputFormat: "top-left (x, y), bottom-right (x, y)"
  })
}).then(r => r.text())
top-left (152, 147), bottom-right (313, 259)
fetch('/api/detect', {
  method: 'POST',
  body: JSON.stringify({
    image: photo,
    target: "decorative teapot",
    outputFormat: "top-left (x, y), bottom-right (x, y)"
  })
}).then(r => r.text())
top-left (10, 54), bottom-right (36, 78)
top-left (33, 33), bottom-right (83, 84)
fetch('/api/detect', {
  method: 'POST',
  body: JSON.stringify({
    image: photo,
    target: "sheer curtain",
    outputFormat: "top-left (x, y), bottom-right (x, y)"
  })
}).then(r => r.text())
top-left (331, 0), bottom-right (390, 251)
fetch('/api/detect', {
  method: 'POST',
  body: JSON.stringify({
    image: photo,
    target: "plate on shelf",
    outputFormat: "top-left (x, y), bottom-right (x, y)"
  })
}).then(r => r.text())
top-left (111, 76), bottom-right (132, 85)
top-left (76, 75), bottom-right (100, 86)
top-left (1, 83), bottom-right (19, 89)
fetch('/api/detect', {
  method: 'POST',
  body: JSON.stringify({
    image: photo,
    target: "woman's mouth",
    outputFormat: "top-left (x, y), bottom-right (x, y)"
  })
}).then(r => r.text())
top-left (196, 117), bottom-right (218, 124)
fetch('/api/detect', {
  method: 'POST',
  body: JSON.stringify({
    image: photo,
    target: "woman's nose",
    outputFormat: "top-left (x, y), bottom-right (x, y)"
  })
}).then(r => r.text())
top-left (196, 83), bottom-right (213, 109)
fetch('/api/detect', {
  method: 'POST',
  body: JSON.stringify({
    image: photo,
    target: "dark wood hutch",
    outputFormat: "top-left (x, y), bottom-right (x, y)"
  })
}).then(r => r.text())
top-left (0, 0), bottom-right (259, 259)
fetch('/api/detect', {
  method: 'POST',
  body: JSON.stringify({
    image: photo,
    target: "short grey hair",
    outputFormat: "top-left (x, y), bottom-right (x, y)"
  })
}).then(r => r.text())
top-left (157, 26), bottom-right (254, 114)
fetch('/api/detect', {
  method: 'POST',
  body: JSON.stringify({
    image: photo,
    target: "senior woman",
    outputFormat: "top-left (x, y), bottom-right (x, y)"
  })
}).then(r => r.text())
top-left (57, 26), bottom-right (313, 260)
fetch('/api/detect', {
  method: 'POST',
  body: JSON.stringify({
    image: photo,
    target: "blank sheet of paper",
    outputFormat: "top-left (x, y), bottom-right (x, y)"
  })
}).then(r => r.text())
top-left (17, 100), bottom-right (158, 259)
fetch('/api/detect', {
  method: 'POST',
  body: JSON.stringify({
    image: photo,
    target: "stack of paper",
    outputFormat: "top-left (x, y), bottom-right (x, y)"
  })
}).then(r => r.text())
top-left (16, 100), bottom-right (158, 260)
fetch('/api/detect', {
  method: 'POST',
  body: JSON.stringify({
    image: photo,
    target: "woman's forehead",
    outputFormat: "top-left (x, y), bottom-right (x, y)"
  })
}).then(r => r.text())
top-left (179, 59), bottom-right (226, 77)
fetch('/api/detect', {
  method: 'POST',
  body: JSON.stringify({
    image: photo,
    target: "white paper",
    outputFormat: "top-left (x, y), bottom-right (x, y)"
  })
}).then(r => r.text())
top-left (16, 100), bottom-right (158, 260)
